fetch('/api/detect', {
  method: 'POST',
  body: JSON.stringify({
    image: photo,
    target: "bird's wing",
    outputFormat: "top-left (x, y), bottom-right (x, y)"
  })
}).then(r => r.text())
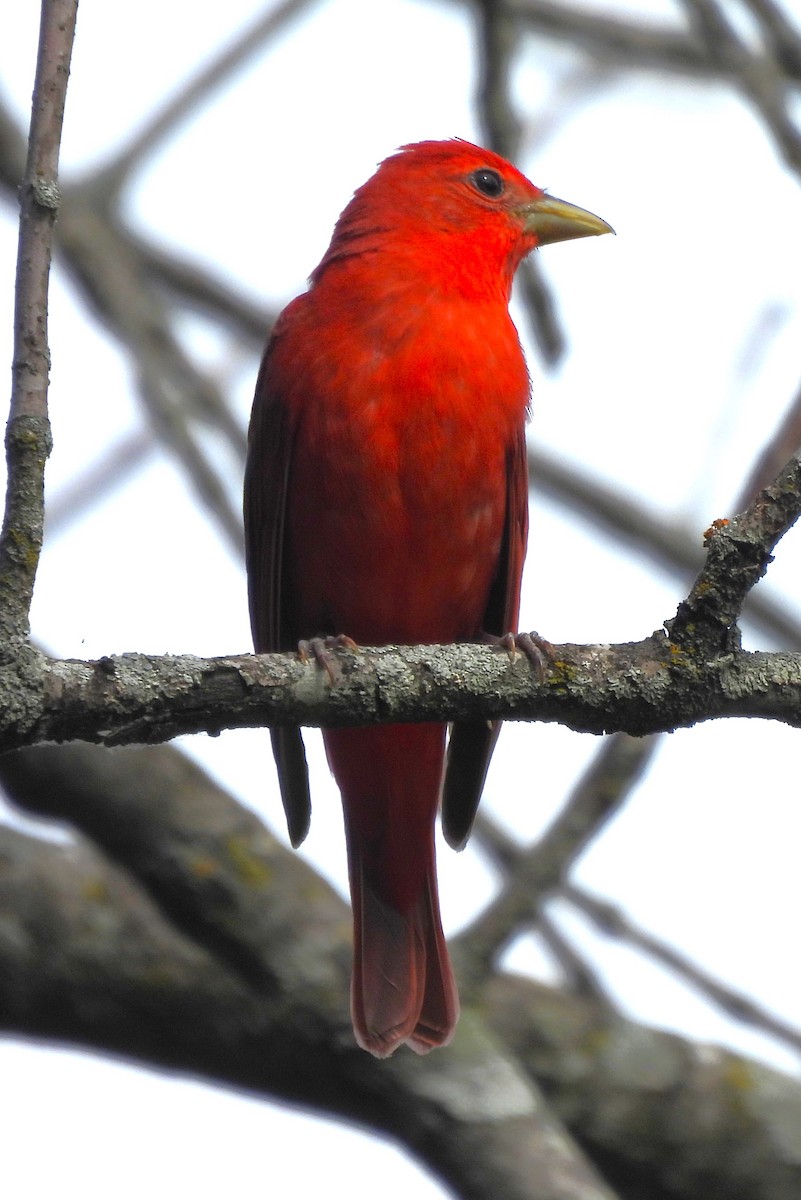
top-left (244, 339), bottom-right (311, 848)
top-left (441, 427), bottom-right (529, 850)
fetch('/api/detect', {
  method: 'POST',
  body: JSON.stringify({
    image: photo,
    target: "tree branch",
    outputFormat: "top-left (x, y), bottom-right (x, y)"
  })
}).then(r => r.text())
top-left (0, 0), bottom-right (78, 643)
top-left (1, 745), bottom-right (798, 1198)
top-left (530, 446), bottom-right (801, 649)
top-left (561, 883), bottom-right (801, 1059)
top-left (0, 96), bottom-right (252, 554)
top-left (667, 455), bottom-right (801, 653)
top-left (94, 0), bottom-right (323, 191)
top-left (504, 0), bottom-right (711, 76)
top-left (2, 450), bottom-right (800, 749)
top-left (0, 455), bottom-right (797, 752)
top-left (474, 0), bottom-right (566, 364)
top-left (484, 973), bottom-right (801, 1200)
top-left (681, 0), bottom-right (801, 182)
top-left (743, 0), bottom-right (801, 78)
top-left (0, 744), bottom-right (621, 1200)
top-left (456, 733), bottom-right (657, 982)
top-left (475, 809), bottom-right (618, 1012)
top-left (45, 428), bottom-right (155, 535)
top-left (0, 634), bottom-right (799, 754)
top-left (739, 379), bottom-right (801, 511)
top-left (55, 200), bottom-right (247, 551)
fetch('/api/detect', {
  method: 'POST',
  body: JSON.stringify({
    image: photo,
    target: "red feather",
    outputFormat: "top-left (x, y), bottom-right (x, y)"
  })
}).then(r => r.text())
top-left (244, 139), bottom-right (611, 1054)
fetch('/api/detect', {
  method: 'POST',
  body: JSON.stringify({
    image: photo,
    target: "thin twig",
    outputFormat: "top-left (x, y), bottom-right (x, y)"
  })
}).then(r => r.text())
top-left (45, 429), bottom-right (155, 536)
top-left (57, 201), bottom-right (246, 552)
top-left (562, 883), bottom-right (801, 1059)
top-left (743, 0), bottom-right (801, 77)
top-left (0, 0), bottom-right (78, 643)
top-left (1, 95), bottom-right (248, 551)
top-left (474, 0), bottom-right (566, 364)
top-left (455, 733), bottom-right (658, 986)
top-left (135, 235), bottom-right (276, 345)
top-left (505, 0), bottom-right (712, 76)
top-left (667, 454), bottom-right (801, 653)
top-left (96, 0), bottom-right (322, 191)
top-left (682, 0), bottom-right (801, 180)
top-left (475, 810), bottom-right (617, 1009)
top-left (530, 445), bottom-right (801, 649)
top-left (737, 380), bottom-right (801, 509)
top-left (536, 909), bottom-right (616, 1009)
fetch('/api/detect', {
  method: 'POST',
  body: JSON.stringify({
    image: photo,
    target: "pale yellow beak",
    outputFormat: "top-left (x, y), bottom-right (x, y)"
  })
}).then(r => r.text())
top-left (521, 194), bottom-right (614, 246)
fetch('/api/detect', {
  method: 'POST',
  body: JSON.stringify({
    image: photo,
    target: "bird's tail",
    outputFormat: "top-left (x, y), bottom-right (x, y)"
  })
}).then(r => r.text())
top-left (324, 723), bottom-right (459, 1057)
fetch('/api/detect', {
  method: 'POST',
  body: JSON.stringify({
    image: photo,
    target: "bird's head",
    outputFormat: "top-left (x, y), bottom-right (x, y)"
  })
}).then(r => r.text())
top-left (313, 139), bottom-right (612, 297)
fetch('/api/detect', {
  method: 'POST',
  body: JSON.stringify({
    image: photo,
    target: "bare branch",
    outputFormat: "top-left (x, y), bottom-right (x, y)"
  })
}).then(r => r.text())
top-left (3, 781), bottom-right (793, 1199)
top-left (56, 201), bottom-right (246, 551)
top-left (0, 742), bottom-right (349, 997)
top-left (474, 0), bottom-right (566, 363)
top-left (536, 910), bottom-right (617, 1009)
top-left (743, 0), bottom-right (801, 77)
top-left (561, 883), bottom-right (801, 1060)
top-left (456, 734), bottom-right (657, 981)
top-left (682, 0), bottom-right (801, 180)
top-left (530, 446), bottom-right (801, 648)
top-left (0, 0), bottom-right (78, 642)
top-left (738, 380), bottom-right (801, 508)
top-left (45, 428), bottom-right (154, 535)
top-left (96, 0), bottom-right (323, 191)
top-left (6, 740), bottom-right (799, 1197)
top-left (135, 234), bottom-right (276, 345)
top-left (1, 636), bottom-right (801, 754)
top-left (0, 95), bottom-right (250, 554)
top-left (668, 454), bottom-right (801, 653)
top-left (476, 808), bottom-right (618, 1008)
top-left (504, 0), bottom-right (711, 76)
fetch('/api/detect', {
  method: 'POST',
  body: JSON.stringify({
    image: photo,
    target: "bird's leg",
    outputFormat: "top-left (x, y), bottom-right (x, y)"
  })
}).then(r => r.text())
top-left (298, 634), bottom-right (359, 683)
top-left (482, 630), bottom-right (554, 682)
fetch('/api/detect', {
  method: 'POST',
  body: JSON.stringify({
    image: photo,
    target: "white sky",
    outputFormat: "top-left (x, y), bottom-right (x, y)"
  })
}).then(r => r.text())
top-left (2, 0), bottom-right (801, 1196)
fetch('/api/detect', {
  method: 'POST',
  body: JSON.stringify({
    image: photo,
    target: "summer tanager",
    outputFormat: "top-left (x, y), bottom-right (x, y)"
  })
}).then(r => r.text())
top-left (244, 140), bottom-right (611, 1056)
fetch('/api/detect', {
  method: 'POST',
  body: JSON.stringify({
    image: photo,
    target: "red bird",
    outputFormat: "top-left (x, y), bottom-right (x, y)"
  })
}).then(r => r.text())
top-left (244, 140), bottom-right (611, 1056)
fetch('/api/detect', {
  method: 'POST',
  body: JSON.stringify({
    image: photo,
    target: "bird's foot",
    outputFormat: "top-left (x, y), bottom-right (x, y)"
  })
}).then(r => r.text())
top-left (483, 630), bottom-right (554, 683)
top-left (298, 634), bottom-right (359, 684)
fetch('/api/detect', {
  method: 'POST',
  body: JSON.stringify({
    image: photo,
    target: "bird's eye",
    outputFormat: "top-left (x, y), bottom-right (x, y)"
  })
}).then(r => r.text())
top-left (470, 168), bottom-right (505, 198)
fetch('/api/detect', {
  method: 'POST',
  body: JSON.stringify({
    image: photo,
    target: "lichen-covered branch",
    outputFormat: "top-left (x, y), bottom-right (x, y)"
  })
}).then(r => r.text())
top-left (0, 448), bottom-right (796, 753)
top-left (483, 974), bottom-right (801, 1200)
top-left (668, 455), bottom-right (801, 654)
top-left (1, 740), bottom-right (799, 1200)
top-left (0, 635), bottom-right (798, 755)
top-left (0, 745), bottom-right (619, 1200)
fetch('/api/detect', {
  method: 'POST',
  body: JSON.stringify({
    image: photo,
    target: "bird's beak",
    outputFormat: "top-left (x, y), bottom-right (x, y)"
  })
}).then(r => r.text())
top-left (521, 194), bottom-right (614, 246)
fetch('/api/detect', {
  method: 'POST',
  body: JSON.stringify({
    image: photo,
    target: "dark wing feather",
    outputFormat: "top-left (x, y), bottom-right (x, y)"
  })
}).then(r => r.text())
top-left (244, 344), bottom-right (311, 847)
top-left (441, 428), bottom-right (529, 850)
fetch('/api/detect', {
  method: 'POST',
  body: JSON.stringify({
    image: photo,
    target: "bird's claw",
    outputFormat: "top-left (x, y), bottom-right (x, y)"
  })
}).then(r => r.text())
top-left (483, 630), bottom-right (554, 683)
top-left (298, 634), bottom-right (359, 684)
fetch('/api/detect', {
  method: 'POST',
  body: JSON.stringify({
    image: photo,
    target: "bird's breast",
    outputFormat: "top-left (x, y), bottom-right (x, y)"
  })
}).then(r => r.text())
top-left (281, 291), bottom-right (529, 644)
